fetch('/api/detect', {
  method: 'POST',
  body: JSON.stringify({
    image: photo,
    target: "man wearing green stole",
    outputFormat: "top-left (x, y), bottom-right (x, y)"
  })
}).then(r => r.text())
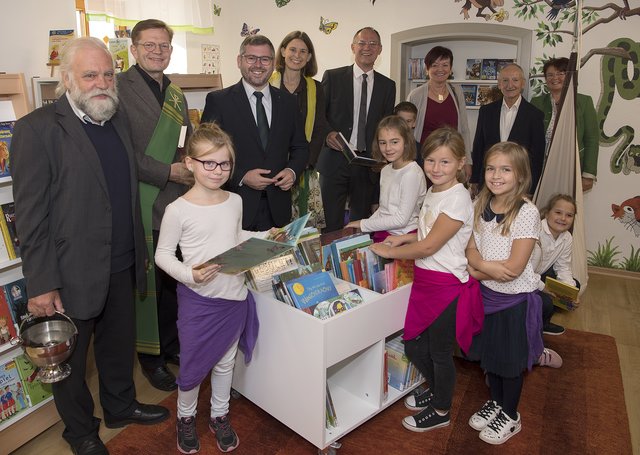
top-left (117, 19), bottom-right (193, 391)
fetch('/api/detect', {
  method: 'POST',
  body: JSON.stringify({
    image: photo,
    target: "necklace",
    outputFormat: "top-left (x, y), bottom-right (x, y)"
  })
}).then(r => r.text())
top-left (431, 84), bottom-right (447, 102)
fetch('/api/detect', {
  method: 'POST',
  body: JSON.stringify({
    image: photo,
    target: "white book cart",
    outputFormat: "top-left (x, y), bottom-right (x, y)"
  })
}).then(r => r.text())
top-left (232, 281), bottom-right (419, 453)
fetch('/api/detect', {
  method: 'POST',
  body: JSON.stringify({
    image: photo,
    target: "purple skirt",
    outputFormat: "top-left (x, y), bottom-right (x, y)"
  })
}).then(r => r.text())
top-left (176, 284), bottom-right (259, 390)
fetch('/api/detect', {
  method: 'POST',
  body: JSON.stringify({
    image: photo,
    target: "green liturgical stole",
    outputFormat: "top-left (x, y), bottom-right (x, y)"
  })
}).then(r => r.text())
top-left (135, 83), bottom-right (186, 355)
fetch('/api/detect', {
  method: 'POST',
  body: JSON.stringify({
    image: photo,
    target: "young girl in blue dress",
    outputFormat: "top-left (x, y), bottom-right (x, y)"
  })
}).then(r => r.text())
top-left (155, 123), bottom-right (261, 454)
top-left (370, 127), bottom-right (483, 432)
top-left (465, 141), bottom-right (543, 445)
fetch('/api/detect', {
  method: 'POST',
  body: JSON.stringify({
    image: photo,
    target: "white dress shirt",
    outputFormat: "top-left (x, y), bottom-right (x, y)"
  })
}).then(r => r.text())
top-left (499, 95), bottom-right (522, 141)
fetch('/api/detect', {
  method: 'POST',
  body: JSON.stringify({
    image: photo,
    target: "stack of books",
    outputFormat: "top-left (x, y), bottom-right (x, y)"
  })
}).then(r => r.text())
top-left (385, 335), bottom-right (423, 392)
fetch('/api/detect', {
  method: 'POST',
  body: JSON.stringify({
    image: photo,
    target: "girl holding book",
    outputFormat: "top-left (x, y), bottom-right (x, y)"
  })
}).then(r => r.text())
top-left (155, 123), bottom-right (262, 454)
top-left (370, 127), bottom-right (483, 432)
top-left (532, 194), bottom-right (580, 337)
top-left (346, 115), bottom-right (426, 243)
top-left (465, 142), bottom-right (543, 445)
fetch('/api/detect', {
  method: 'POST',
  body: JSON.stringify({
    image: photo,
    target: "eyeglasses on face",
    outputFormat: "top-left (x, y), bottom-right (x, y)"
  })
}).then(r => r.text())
top-left (191, 158), bottom-right (232, 171)
top-left (545, 71), bottom-right (566, 78)
top-left (354, 40), bottom-right (380, 47)
top-left (242, 54), bottom-right (274, 65)
top-left (137, 42), bottom-right (172, 52)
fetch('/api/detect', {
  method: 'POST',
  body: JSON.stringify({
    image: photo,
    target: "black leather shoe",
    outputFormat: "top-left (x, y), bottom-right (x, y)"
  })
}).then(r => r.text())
top-left (165, 353), bottom-right (180, 366)
top-left (104, 403), bottom-right (170, 429)
top-left (71, 437), bottom-right (108, 455)
top-left (142, 364), bottom-right (177, 391)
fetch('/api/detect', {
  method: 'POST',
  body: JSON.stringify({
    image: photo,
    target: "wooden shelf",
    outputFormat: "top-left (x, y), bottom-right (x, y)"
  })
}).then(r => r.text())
top-left (1, 398), bottom-right (59, 453)
top-left (168, 73), bottom-right (222, 92)
top-left (0, 74), bottom-right (31, 119)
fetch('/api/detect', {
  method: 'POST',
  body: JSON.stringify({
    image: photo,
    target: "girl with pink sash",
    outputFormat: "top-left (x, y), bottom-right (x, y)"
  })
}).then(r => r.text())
top-left (371, 127), bottom-right (481, 433)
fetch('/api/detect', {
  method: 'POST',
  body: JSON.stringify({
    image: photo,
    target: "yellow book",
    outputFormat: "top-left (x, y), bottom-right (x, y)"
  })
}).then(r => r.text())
top-left (0, 207), bottom-right (15, 259)
top-left (545, 276), bottom-right (579, 311)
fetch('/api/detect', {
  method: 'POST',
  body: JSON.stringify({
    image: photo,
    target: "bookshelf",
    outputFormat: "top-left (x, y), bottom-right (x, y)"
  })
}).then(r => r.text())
top-left (31, 77), bottom-right (59, 109)
top-left (390, 23), bottom-right (532, 139)
top-left (0, 73), bottom-right (60, 454)
top-left (232, 280), bottom-right (419, 450)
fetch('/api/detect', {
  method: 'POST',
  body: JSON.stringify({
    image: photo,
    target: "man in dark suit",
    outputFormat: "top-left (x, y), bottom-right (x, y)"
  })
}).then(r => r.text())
top-left (11, 38), bottom-right (168, 455)
top-left (470, 63), bottom-right (545, 195)
top-left (317, 27), bottom-right (396, 232)
top-left (201, 35), bottom-right (309, 230)
top-left (117, 19), bottom-right (192, 392)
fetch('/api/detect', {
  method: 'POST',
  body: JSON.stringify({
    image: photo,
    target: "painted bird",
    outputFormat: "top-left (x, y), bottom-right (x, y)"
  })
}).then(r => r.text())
top-left (547, 0), bottom-right (572, 20)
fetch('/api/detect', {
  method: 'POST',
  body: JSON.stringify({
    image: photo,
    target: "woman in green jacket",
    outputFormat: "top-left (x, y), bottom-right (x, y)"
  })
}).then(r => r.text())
top-left (530, 57), bottom-right (599, 191)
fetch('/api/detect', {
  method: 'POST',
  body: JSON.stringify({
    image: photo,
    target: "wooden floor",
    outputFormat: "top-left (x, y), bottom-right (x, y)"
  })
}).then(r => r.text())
top-left (10, 271), bottom-right (640, 455)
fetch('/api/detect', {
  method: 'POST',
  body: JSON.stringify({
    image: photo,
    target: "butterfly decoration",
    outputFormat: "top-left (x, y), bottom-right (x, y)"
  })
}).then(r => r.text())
top-left (275, 0), bottom-right (292, 7)
top-left (241, 23), bottom-right (260, 37)
top-left (212, 4), bottom-right (221, 16)
top-left (319, 16), bottom-right (338, 35)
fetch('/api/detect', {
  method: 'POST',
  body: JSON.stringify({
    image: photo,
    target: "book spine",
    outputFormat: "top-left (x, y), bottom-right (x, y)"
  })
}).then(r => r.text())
top-left (0, 208), bottom-right (15, 260)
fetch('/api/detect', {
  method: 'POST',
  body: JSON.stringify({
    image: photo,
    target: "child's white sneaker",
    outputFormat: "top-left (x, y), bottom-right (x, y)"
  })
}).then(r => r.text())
top-left (479, 410), bottom-right (521, 445)
top-left (468, 399), bottom-right (501, 431)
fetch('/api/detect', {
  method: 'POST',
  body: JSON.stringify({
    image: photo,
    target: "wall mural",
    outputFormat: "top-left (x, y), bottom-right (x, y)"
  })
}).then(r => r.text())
top-left (456, 0), bottom-right (510, 21)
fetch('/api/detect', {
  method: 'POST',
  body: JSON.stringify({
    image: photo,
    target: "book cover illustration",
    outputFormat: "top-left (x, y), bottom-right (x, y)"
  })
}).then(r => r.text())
top-left (0, 290), bottom-right (17, 350)
top-left (0, 358), bottom-right (28, 422)
top-left (465, 59), bottom-right (482, 80)
top-left (194, 237), bottom-right (292, 275)
top-left (3, 278), bottom-right (29, 329)
top-left (461, 85), bottom-right (478, 106)
top-left (109, 38), bottom-right (129, 73)
top-left (0, 121), bottom-right (14, 178)
top-left (313, 289), bottom-right (363, 320)
top-left (14, 354), bottom-right (52, 407)
top-left (48, 29), bottom-right (74, 65)
top-left (0, 202), bottom-right (19, 258)
top-left (480, 59), bottom-right (498, 80)
top-left (476, 84), bottom-right (496, 106)
top-left (247, 254), bottom-right (298, 293)
top-left (497, 58), bottom-right (515, 73)
top-left (284, 271), bottom-right (339, 313)
top-left (545, 276), bottom-right (580, 311)
top-left (266, 213), bottom-right (311, 246)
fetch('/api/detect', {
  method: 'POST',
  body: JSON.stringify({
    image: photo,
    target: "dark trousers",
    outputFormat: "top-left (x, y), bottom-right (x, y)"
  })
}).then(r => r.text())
top-left (245, 195), bottom-right (278, 231)
top-left (319, 164), bottom-right (375, 233)
top-left (138, 230), bottom-right (180, 369)
top-left (404, 297), bottom-right (458, 410)
top-left (53, 267), bottom-right (137, 447)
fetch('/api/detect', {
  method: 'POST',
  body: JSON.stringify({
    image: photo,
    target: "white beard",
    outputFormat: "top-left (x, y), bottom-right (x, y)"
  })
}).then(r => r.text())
top-left (68, 79), bottom-right (119, 122)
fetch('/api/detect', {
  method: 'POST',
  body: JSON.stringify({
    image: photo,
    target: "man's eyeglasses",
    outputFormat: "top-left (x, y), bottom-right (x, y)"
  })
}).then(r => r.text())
top-left (137, 42), bottom-right (172, 53)
top-left (354, 40), bottom-right (380, 47)
top-left (191, 158), bottom-right (232, 172)
top-left (242, 54), bottom-right (274, 65)
top-left (545, 71), bottom-right (566, 78)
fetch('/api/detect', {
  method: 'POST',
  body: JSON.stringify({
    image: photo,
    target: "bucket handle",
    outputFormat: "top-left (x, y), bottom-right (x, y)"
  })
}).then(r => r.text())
top-left (18, 310), bottom-right (78, 337)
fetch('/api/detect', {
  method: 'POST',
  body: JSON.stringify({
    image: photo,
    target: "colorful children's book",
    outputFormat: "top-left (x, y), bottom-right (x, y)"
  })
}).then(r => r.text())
top-left (3, 278), bottom-right (28, 329)
top-left (194, 237), bottom-right (292, 275)
top-left (13, 354), bottom-right (52, 407)
top-left (0, 203), bottom-right (19, 258)
top-left (313, 289), bottom-right (364, 320)
top-left (48, 29), bottom-right (74, 65)
top-left (266, 213), bottom-right (311, 246)
top-left (247, 254), bottom-right (298, 293)
top-left (461, 84), bottom-right (478, 106)
top-left (497, 58), bottom-right (515, 73)
top-left (284, 271), bottom-right (339, 313)
top-left (545, 276), bottom-right (580, 311)
top-left (0, 121), bottom-right (15, 179)
top-left (336, 133), bottom-right (385, 167)
top-left (481, 59), bottom-right (498, 80)
top-left (0, 291), bottom-right (17, 351)
top-left (476, 84), bottom-right (496, 106)
top-left (465, 59), bottom-right (482, 80)
top-left (0, 358), bottom-right (29, 422)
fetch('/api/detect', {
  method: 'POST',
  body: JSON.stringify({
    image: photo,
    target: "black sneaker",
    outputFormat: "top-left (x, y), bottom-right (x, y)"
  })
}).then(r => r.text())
top-left (543, 322), bottom-right (565, 336)
top-left (209, 415), bottom-right (239, 452)
top-left (404, 388), bottom-right (433, 411)
top-left (402, 405), bottom-right (450, 432)
top-left (177, 416), bottom-right (200, 454)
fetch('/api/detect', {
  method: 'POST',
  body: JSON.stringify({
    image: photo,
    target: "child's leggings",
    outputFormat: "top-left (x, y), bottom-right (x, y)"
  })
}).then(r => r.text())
top-left (177, 340), bottom-right (239, 418)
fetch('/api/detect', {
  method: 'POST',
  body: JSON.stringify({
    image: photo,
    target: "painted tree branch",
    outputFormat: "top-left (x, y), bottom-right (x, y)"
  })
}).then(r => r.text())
top-left (580, 47), bottom-right (632, 67)
top-left (583, 3), bottom-right (640, 34)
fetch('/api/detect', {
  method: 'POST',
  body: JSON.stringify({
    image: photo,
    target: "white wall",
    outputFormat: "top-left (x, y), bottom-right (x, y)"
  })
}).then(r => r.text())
top-left (0, 0), bottom-right (76, 107)
top-left (4, 0), bottom-right (639, 266)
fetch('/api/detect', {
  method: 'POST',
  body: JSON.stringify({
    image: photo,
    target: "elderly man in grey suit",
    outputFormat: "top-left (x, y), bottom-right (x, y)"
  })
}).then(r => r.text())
top-left (117, 19), bottom-right (193, 392)
top-left (12, 37), bottom-right (168, 455)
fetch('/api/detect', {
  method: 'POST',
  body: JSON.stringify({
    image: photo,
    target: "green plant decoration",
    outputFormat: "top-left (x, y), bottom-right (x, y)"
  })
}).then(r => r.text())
top-left (620, 245), bottom-right (640, 272)
top-left (587, 237), bottom-right (621, 268)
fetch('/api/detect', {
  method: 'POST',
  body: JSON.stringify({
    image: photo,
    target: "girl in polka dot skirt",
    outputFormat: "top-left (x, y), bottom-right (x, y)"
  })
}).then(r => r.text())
top-left (464, 142), bottom-right (543, 445)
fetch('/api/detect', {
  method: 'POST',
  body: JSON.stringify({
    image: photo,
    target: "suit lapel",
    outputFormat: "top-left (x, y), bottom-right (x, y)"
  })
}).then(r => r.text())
top-left (232, 80), bottom-right (265, 152)
top-left (509, 100), bottom-right (528, 141)
top-left (344, 66), bottom-right (355, 127)
top-left (55, 96), bottom-right (109, 197)
top-left (124, 68), bottom-right (161, 116)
